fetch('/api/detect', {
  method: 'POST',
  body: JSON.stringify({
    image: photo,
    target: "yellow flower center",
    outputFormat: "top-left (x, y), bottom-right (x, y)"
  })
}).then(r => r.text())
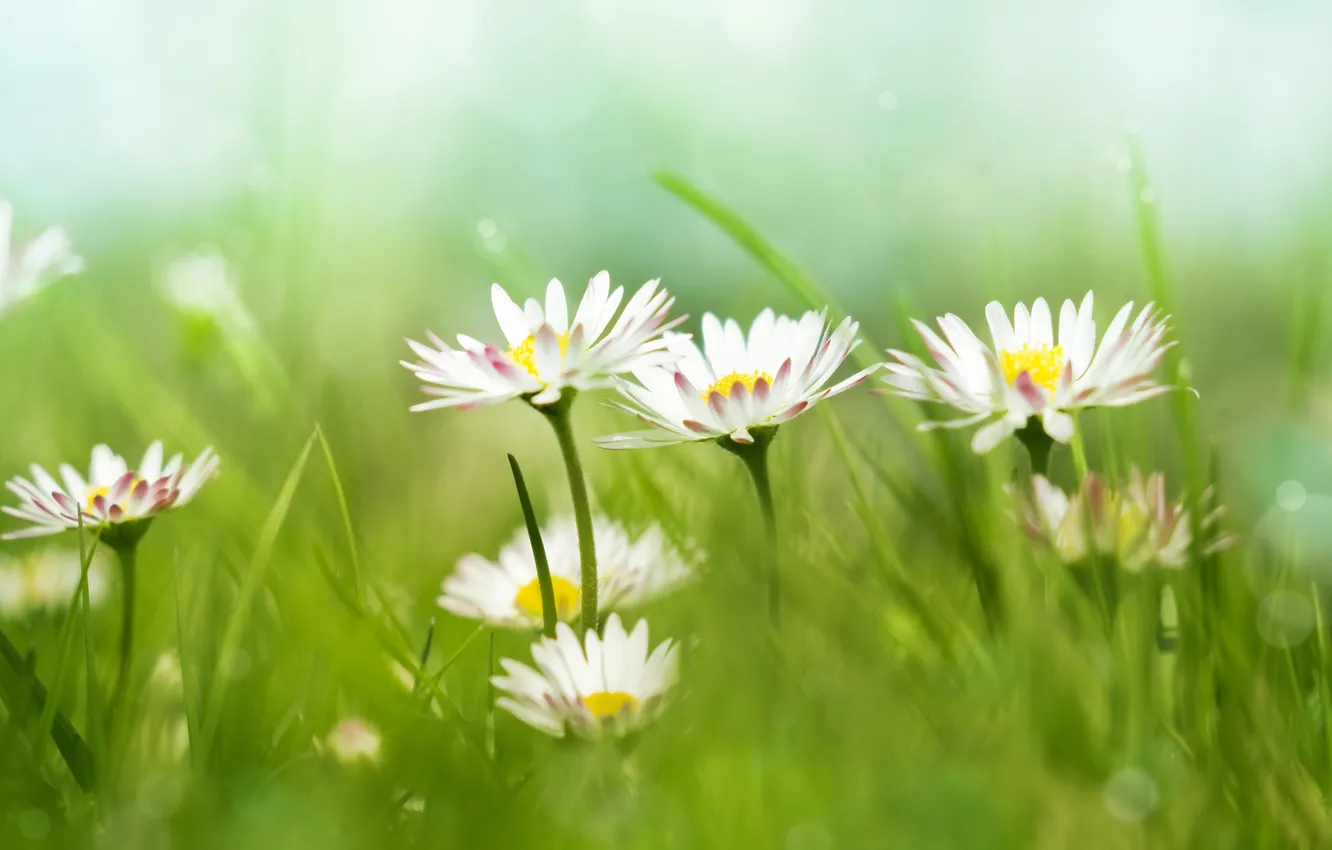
top-left (1000, 345), bottom-right (1065, 393)
top-left (1115, 497), bottom-right (1149, 549)
top-left (509, 333), bottom-right (570, 378)
top-left (583, 691), bottom-right (639, 719)
top-left (513, 575), bottom-right (581, 620)
top-left (86, 478), bottom-right (142, 511)
top-left (702, 371), bottom-right (772, 399)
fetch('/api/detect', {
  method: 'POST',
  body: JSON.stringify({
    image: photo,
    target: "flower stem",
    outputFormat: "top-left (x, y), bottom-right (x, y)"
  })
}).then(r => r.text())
top-left (726, 430), bottom-right (781, 626)
top-left (541, 394), bottom-right (598, 637)
top-left (1015, 417), bottom-right (1055, 478)
top-left (108, 541), bottom-right (138, 723)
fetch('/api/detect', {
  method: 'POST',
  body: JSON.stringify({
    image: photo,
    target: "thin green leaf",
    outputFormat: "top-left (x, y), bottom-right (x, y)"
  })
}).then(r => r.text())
top-left (508, 454), bottom-right (558, 638)
top-left (174, 551), bottom-right (202, 769)
top-left (35, 534), bottom-right (101, 765)
top-left (315, 424), bottom-right (363, 601)
top-left (0, 625), bottom-right (96, 792)
top-left (78, 515), bottom-right (104, 791)
top-left (1125, 139), bottom-right (1206, 567)
top-left (652, 170), bottom-right (880, 375)
top-left (196, 430), bottom-right (316, 766)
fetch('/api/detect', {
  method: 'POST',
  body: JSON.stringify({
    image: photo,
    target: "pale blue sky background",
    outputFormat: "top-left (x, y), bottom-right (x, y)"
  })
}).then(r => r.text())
top-left (2, 0), bottom-right (1329, 350)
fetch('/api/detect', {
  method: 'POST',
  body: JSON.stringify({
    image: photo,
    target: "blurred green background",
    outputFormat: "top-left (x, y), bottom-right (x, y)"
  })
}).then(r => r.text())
top-left (3, 0), bottom-right (1332, 847)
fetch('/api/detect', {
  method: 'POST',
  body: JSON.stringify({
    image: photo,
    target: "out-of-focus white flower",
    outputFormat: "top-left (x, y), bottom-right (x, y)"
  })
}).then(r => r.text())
top-left (0, 567), bottom-right (26, 618)
top-left (884, 293), bottom-right (1174, 453)
top-left (493, 614), bottom-right (678, 739)
top-left (0, 548), bottom-right (111, 619)
top-left (160, 251), bottom-right (258, 337)
top-left (322, 717), bottom-right (382, 764)
top-left (598, 309), bottom-right (876, 449)
top-left (0, 200), bottom-right (83, 317)
top-left (402, 272), bottom-right (684, 410)
top-left (3, 442), bottom-right (219, 541)
top-left (439, 516), bottom-right (694, 629)
top-left (1012, 467), bottom-right (1236, 569)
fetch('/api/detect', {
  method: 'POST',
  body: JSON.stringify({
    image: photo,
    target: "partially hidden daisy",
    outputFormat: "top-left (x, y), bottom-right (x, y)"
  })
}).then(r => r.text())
top-left (402, 272), bottom-right (684, 410)
top-left (439, 515), bottom-right (693, 629)
top-left (883, 293), bottom-right (1174, 454)
top-left (1, 199), bottom-right (83, 317)
top-left (1012, 467), bottom-right (1235, 570)
top-left (596, 308), bottom-right (877, 449)
top-left (492, 614), bottom-right (678, 739)
top-left (3, 442), bottom-right (220, 544)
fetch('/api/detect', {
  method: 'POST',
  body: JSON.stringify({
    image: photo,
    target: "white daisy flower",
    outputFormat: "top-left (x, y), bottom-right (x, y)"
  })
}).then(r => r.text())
top-left (439, 516), bottom-right (693, 629)
top-left (1, 200), bottom-right (83, 316)
top-left (321, 717), bottom-right (382, 764)
top-left (492, 614), bottom-right (678, 739)
top-left (2, 442), bottom-right (220, 541)
top-left (402, 272), bottom-right (684, 410)
top-left (597, 308), bottom-right (878, 449)
top-left (1013, 468), bottom-right (1235, 570)
top-left (883, 293), bottom-right (1174, 453)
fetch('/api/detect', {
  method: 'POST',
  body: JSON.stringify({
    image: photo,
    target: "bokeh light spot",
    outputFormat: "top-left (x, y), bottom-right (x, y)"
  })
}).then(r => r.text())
top-left (1257, 591), bottom-right (1315, 647)
top-left (1277, 479), bottom-right (1308, 512)
top-left (1103, 767), bottom-right (1158, 823)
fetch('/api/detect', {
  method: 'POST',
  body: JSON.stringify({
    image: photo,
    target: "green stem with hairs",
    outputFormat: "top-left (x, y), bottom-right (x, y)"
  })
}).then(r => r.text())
top-left (725, 429), bottom-right (781, 626)
top-left (539, 393), bottom-right (598, 637)
top-left (108, 541), bottom-right (138, 724)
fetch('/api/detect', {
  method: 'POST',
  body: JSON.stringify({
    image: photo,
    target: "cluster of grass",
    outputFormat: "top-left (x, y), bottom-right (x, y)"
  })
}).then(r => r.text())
top-left (1, 149), bottom-right (1331, 850)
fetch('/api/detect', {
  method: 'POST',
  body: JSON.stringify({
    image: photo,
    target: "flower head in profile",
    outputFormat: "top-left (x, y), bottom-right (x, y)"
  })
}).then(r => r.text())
top-left (492, 614), bottom-right (678, 739)
top-left (884, 293), bottom-right (1174, 453)
top-left (402, 272), bottom-right (684, 410)
top-left (597, 309), bottom-right (877, 449)
top-left (1, 200), bottom-right (83, 316)
top-left (1012, 467), bottom-right (1235, 570)
top-left (439, 516), bottom-right (693, 629)
top-left (3, 442), bottom-right (219, 543)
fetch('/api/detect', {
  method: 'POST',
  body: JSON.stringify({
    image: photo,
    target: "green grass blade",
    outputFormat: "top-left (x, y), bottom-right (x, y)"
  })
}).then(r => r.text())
top-left (34, 534), bottom-right (101, 766)
top-left (652, 170), bottom-right (882, 374)
top-left (315, 424), bottom-right (363, 601)
top-left (196, 430), bottom-right (316, 766)
top-left (1286, 266), bottom-right (1327, 414)
top-left (78, 516), bottom-right (105, 792)
top-left (174, 552), bottom-right (202, 769)
top-left (1125, 139), bottom-right (1206, 563)
top-left (0, 625), bottom-right (96, 792)
top-left (508, 454), bottom-right (558, 638)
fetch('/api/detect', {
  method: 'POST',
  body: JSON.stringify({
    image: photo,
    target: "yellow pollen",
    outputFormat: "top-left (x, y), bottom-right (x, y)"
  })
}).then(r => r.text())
top-left (513, 575), bottom-right (581, 619)
top-left (1115, 497), bottom-right (1148, 547)
top-left (702, 371), bottom-right (772, 400)
top-left (999, 345), bottom-right (1065, 393)
top-left (509, 332), bottom-right (570, 378)
top-left (86, 477), bottom-right (142, 511)
top-left (583, 691), bottom-right (639, 719)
